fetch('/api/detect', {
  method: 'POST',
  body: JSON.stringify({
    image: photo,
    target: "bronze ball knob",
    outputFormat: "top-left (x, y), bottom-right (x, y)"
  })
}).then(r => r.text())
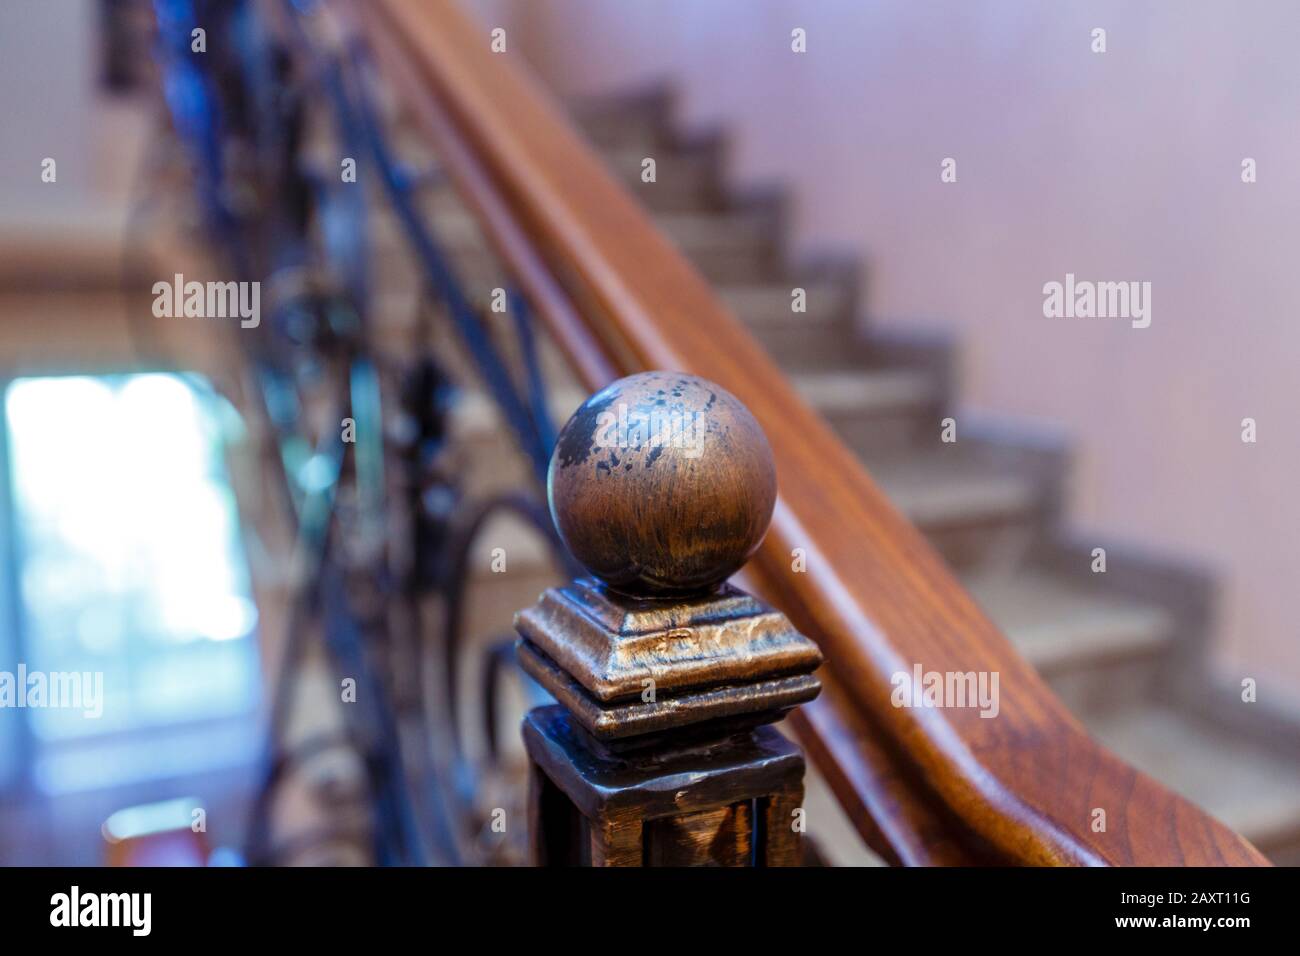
top-left (548, 371), bottom-right (777, 597)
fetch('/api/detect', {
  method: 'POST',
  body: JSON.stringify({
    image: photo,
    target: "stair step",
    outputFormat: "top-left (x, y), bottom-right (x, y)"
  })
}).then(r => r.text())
top-left (370, 217), bottom-right (853, 369)
top-left (857, 447), bottom-right (1045, 569)
top-left (794, 368), bottom-right (935, 415)
top-left (600, 147), bottom-right (722, 212)
top-left (750, 326), bottom-right (866, 370)
top-left (720, 280), bottom-right (852, 326)
top-left (652, 210), bottom-right (779, 283)
top-left (1087, 704), bottom-right (1300, 859)
top-left (369, 130), bottom-right (720, 215)
top-left (373, 198), bottom-right (779, 287)
top-left (865, 449), bottom-right (1039, 527)
top-left (570, 89), bottom-right (672, 152)
top-left (791, 368), bottom-right (938, 450)
top-left (962, 568), bottom-right (1173, 675)
top-left (721, 280), bottom-right (861, 367)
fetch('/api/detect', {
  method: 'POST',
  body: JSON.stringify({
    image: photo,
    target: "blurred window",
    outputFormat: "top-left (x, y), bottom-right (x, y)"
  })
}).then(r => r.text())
top-left (1, 373), bottom-right (261, 791)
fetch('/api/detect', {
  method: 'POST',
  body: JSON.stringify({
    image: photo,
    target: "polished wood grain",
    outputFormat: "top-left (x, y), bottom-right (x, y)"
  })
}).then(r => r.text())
top-left (523, 707), bottom-right (806, 866)
top-left (362, 0), bottom-right (1268, 865)
top-left (788, 673), bottom-right (988, 866)
top-left (761, 783), bottom-right (806, 868)
top-left (644, 804), bottom-right (753, 867)
top-left (732, 565), bottom-right (986, 865)
top-left (519, 393), bottom-right (820, 865)
top-left (548, 371), bottom-right (775, 596)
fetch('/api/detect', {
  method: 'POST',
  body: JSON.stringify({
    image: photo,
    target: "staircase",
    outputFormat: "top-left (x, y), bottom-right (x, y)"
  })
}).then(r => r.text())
top-left (5, 4), bottom-right (1287, 866)
top-left (403, 85), bottom-right (1300, 864)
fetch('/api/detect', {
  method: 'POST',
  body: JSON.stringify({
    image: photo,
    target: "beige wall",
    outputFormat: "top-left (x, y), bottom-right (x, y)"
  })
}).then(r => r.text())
top-left (0, 0), bottom-right (97, 214)
top-left (470, 0), bottom-right (1300, 693)
top-left (0, 0), bottom-right (148, 224)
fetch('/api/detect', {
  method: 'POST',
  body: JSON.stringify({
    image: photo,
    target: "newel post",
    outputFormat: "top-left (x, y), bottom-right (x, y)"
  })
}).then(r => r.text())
top-left (514, 371), bottom-right (822, 866)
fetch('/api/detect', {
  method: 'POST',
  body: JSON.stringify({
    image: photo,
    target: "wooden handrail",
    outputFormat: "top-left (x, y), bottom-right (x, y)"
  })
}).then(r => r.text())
top-left (358, 0), bottom-right (1267, 865)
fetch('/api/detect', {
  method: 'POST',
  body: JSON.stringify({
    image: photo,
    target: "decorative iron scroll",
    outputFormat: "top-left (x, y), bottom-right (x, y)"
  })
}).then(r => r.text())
top-left (148, 0), bottom-right (571, 866)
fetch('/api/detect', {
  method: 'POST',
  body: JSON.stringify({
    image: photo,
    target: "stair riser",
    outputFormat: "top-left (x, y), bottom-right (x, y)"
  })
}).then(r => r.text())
top-left (572, 93), bottom-right (673, 153)
top-left (374, 192), bottom-right (785, 287)
top-left (370, 268), bottom-right (859, 365)
top-left (687, 253), bottom-right (779, 284)
top-left (576, 118), bottom-right (662, 154)
top-left (608, 157), bottom-right (723, 212)
top-left (728, 296), bottom-right (853, 331)
top-left (920, 515), bottom-right (1046, 573)
top-left (820, 409), bottom-right (938, 455)
top-left (853, 437), bottom-right (1067, 570)
top-left (1046, 655), bottom-right (1165, 714)
top-left (381, 139), bottom-right (725, 213)
top-left (747, 326), bottom-right (864, 368)
top-left (1032, 538), bottom-right (1215, 685)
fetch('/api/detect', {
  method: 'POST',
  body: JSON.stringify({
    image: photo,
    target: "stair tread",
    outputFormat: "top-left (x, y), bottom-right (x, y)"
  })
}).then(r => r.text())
top-left (652, 209), bottom-right (771, 246)
top-left (1087, 704), bottom-right (1300, 848)
top-left (720, 281), bottom-right (850, 325)
top-left (963, 568), bottom-right (1173, 672)
top-left (601, 146), bottom-right (713, 179)
top-left (792, 368), bottom-right (936, 414)
top-left (858, 449), bottom-right (1040, 526)
top-left (570, 89), bottom-right (671, 149)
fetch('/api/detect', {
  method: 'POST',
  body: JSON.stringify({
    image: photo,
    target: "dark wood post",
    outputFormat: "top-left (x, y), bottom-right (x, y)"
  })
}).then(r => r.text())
top-left (515, 371), bottom-right (822, 866)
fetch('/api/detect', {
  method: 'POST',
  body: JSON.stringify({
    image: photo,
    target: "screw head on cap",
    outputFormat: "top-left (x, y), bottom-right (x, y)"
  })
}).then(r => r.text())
top-left (548, 371), bottom-right (777, 597)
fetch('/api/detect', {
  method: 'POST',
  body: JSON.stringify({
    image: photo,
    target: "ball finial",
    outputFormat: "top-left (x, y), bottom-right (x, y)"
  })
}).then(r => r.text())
top-left (548, 371), bottom-right (777, 597)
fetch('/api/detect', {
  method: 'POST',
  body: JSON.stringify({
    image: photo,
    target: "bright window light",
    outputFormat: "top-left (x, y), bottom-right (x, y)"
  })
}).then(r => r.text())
top-left (5, 373), bottom-right (261, 744)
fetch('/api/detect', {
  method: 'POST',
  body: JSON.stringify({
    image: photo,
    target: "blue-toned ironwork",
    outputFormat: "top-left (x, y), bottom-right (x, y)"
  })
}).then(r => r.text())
top-left (148, 0), bottom-right (568, 867)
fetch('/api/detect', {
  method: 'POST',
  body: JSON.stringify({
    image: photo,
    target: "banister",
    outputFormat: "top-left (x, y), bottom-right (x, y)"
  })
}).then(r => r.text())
top-left (357, 0), bottom-right (1267, 865)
